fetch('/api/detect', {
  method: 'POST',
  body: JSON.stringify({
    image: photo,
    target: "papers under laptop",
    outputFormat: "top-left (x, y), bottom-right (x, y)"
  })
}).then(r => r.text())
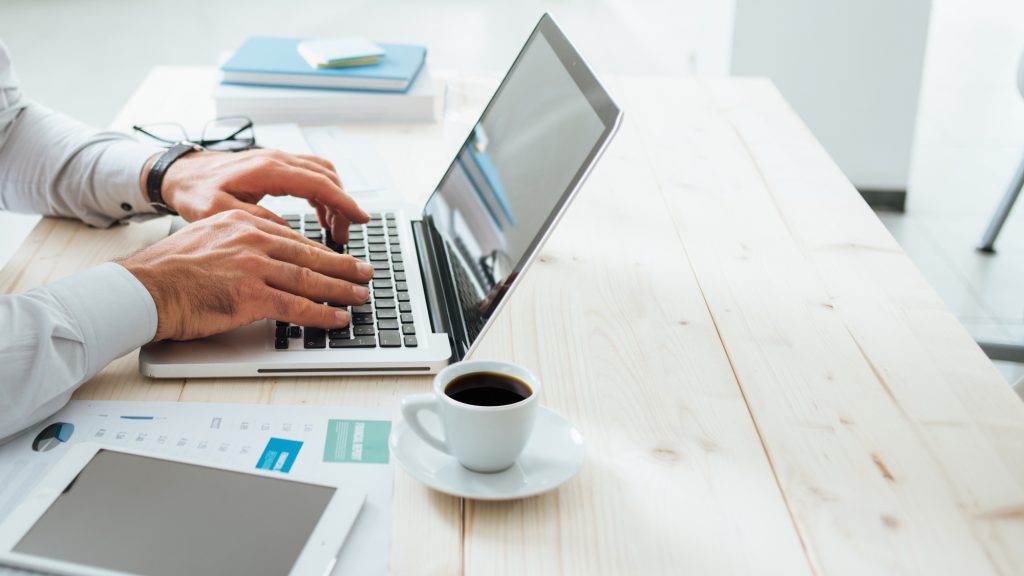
top-left (258, 123), bottom-right (394, 203)
top-left (141, 13), bottom-right (623, 378)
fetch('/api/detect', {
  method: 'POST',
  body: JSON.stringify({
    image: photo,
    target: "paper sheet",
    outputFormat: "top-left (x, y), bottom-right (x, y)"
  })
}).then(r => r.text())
top-left (254, 123), bottom-right (395, 216)
top-left (301, 126), bottom-right (394, 198)
top-left (0, 400), bottom-right (394, 576)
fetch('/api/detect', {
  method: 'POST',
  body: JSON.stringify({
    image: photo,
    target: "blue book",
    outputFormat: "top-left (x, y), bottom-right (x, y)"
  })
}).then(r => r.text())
top-left (221, 37), bottom-right (426, 92)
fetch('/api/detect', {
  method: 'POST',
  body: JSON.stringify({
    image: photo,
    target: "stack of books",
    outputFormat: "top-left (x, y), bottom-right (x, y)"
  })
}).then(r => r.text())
top-left (214, 37), bottom-right (436, 124)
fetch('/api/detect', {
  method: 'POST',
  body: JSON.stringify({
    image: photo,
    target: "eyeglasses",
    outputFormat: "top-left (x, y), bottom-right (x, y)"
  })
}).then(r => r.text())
top-left (132, 116), bottom-right (257, 152)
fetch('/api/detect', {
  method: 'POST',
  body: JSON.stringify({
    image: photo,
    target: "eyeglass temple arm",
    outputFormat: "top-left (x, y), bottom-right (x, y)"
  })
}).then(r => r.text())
top-left (200, 120), bottom-right (255, 145)
top-left (132, 125), bottom-right (180, 145)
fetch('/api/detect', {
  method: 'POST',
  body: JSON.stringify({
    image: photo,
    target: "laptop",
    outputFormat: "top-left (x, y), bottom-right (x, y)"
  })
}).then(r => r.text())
top-left (139, 14), bottom-right (622, 378)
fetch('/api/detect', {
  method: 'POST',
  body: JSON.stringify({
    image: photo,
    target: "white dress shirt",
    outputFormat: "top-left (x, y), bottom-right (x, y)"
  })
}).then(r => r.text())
top-left (0, 40), bottom-right (163, 442)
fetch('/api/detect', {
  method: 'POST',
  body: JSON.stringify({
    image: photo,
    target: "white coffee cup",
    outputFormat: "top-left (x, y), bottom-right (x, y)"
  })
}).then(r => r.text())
top-left (401, 360), bottom-right (539, 473)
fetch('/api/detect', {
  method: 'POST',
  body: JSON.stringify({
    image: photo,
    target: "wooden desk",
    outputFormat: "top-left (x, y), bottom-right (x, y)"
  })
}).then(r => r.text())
top-left (3, 67), bottom-right (1023, 575)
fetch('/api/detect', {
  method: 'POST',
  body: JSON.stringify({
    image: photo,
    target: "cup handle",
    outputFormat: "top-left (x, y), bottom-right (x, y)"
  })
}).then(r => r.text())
top-left (401, 394), bottom-right (451, 455)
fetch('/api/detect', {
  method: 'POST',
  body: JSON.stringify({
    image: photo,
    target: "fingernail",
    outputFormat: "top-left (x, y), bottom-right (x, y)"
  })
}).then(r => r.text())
top-left (356, 261), bottom-right (372, 275)
top-left (335, 310), bottom-right (350, 324)
top-left (355, 285), bottom-right (369, 300)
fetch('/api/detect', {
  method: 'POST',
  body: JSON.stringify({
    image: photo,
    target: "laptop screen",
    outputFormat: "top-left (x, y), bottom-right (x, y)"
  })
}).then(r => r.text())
top-left (422, 15), bottom-right (619, 355)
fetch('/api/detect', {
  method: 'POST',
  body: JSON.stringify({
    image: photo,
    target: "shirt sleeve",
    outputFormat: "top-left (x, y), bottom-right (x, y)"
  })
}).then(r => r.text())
top-left (0, 263), bottom-right (158, 443)
top-left (0, 40), bottom-right (164, 227)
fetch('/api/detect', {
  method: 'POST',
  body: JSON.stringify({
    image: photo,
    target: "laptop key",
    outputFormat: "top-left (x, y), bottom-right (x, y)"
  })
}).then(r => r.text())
top-left (395, 281), bottom-right (408, 291)
top-left (373, 279), bottom-right (393, 289)
top-left (276, 320), bottom-right (289, 327)
top-left (390, 244), bottom-right (402, 253)
top-left (282, 213), bottom-right (300, 222)
top-left (353, 325), bottom-right (375, 336)
top-left (288, 326), bottom-right (302, 338)
top-left (401, 313), bottom-right (414, 324)
top-left (392, 254), bottom-right (403, 263)
top-left (353, 314), bottom-right (375, 325)
top-left (403, 336), bottom-right (418, 347)
top-left (379, 330), bottom-right (401, 347)
top-left (352, 304), bottom-right (373, 314)
top-left (399, 302), bottom-right (412, 313)
top-left (370, 253), bottom-right (389, 262)
top-left (376, 309), bottom-right (397, 319)
top-left (375, 299), bottom-right (396, 309)
top-left (393, 263), bottom-right (405, 272)
top-left (378, 319), bottom-right (399, 330)
top-left (275, 325), bottom-right (287, 338)
top-left (330, 336), bottom-right (376, 348)
top-left (369, 245), bottom-right (388, 253)
top-left (303, 328), bottom-right (326, 349)
top-left (275, 337), bottom-right (289, 350)
top-left (374, 289), bottom-right (394, 299)
top-left (394, 272), bottom-right (406, 281)
top-left (402, 324), bottom-right (415, 335)
top-left (397, 292), bottom-right (410, 302)
top-left (328, 328), bottom-right (349, 339)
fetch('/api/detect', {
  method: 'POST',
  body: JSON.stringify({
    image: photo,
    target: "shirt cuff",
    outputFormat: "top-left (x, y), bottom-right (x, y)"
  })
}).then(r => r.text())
top-left (92, 138), bottom-right (164, 221)
top-left (45, 262), bottom-right (158, 377)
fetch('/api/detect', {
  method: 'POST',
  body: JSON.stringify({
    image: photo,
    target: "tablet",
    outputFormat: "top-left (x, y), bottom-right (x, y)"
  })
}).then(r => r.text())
top-left (0, 443), bottom-right (365, 576)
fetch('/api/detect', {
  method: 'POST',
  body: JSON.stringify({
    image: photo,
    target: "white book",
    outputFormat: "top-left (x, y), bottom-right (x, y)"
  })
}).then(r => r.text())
top-left (214, 67), bottom-right (438, 124)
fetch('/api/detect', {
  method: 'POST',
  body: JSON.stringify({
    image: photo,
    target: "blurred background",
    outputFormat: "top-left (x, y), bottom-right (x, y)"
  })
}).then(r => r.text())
top-left (1, 0), bottom-right (1022, 382)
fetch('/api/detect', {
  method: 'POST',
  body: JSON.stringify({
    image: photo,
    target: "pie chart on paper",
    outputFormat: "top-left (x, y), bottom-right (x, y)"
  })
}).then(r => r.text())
top-left (32, 422), bottom-right (75, 452)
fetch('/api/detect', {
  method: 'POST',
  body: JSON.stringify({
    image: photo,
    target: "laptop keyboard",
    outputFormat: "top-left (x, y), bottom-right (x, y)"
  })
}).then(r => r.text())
top-left (272, 212), bottom-right (418, 351)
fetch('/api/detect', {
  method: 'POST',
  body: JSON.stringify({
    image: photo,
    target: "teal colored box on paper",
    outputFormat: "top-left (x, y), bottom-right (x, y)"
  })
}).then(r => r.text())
top-left (256, 437), bottom-right (303, 473)
top-left (323, 420), bottom-right (391, 464)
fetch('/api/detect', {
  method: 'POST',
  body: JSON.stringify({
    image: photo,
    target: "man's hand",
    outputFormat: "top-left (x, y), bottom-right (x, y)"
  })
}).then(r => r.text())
top-left (118, 209), bottom-right (373, 341)
top-left (153, 148), bottom-right (370, 243)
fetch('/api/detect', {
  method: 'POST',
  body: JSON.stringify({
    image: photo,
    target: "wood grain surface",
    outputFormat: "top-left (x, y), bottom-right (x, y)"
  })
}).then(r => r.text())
top-left (2, 67), bottom-right (1021, 575)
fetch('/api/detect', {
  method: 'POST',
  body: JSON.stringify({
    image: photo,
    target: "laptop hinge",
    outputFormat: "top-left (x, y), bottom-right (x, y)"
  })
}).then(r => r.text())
top-left (412, 220), bottom-right (467, 363)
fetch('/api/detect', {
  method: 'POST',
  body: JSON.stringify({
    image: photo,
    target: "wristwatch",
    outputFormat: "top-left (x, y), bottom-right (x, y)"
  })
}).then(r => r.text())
top-left (145, 142), bottom-right (204, 215)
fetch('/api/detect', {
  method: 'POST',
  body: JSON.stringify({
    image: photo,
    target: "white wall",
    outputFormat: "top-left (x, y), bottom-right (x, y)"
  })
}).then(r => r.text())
top-left (731, 0), bottom-right (933, 192)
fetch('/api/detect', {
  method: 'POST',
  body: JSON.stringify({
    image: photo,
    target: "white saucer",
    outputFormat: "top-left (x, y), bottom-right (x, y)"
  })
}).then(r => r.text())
top-left (390, 406), bottom-right (585, 500)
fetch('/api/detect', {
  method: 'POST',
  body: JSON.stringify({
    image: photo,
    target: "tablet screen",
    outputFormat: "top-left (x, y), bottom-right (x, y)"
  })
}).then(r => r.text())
top-left (13, 449), bottom-right (336, 576)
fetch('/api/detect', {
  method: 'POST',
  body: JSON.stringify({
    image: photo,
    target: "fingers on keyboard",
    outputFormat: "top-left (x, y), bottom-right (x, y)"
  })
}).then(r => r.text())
top-left (274, 212), bottom-right (420, 352)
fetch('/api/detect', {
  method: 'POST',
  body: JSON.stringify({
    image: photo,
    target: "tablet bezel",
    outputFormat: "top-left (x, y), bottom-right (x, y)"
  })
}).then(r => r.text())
top-left (0, 442), bottom-right (365, 576)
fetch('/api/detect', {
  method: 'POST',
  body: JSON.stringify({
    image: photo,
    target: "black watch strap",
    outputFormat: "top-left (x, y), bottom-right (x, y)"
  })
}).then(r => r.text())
top-left (146, 142), bottom-right (203, 215)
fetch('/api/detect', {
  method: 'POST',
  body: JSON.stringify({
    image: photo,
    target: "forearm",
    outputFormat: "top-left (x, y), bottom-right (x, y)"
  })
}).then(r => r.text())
top-left (0, 263), bottom-right (157, 442)
top-left (0, 101), bottom-right (162, 227)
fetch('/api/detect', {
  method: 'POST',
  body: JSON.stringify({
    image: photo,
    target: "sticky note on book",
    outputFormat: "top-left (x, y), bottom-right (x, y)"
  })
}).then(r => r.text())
top-left (298, 37), bottom-right (386, 68)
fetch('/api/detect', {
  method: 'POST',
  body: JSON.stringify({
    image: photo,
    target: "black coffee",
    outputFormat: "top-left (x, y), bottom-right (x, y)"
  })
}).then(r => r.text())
top-left (444, 372), bottom-right (532, 407)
